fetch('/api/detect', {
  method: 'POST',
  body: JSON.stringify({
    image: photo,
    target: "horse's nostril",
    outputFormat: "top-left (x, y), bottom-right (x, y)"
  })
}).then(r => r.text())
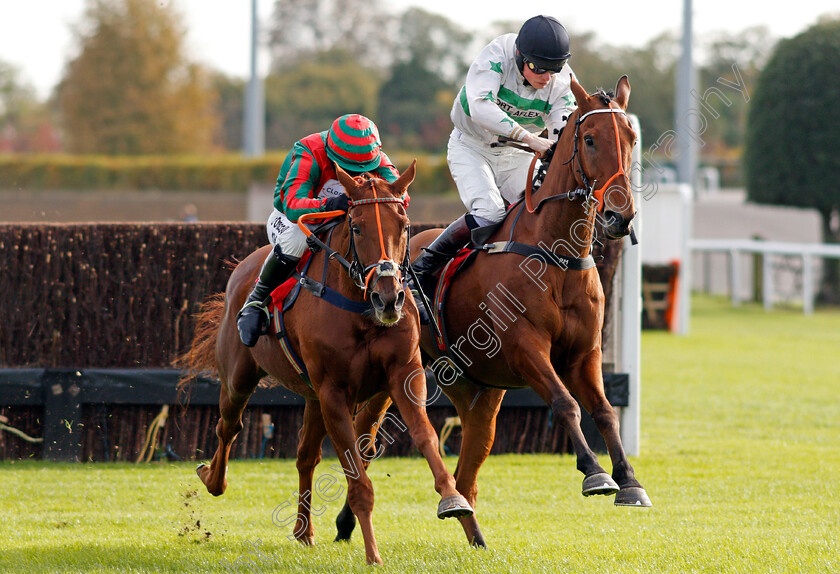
top-left (371, 292), bottom-right (385, 311)
top-left (395, 290), bottom-right (406, 309)
top-left (604, 210), bottom-right (630, 232)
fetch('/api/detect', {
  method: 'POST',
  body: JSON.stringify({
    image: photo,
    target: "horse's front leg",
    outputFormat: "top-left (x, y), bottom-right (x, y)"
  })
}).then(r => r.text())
top-left (505, 332), bottom-right (619, 496)
top-left (389, 362), bottom-right (474, 520)
top-left (318, 383), bottom-right (383, 565)
top-left (334, 391), bottom-right (392, 543)
top-left (293, 398), bottom-right (328, 545)
top-left (567, 352), bottom-right (652, 506)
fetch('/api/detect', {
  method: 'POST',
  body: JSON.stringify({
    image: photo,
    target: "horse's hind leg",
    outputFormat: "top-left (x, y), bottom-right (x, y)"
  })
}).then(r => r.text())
top-left (318, 383), bottom-right (383, 565)
top-left (334, 392), bottom-right (392, 543)
top-left (569, 353), bottom-right (651, 506)
top-left (293, 398), bottom-right (328, 545)
top-left (445, 383), bottom-right (505, 548)
top-left (197, 345), bottom-right (262, 496)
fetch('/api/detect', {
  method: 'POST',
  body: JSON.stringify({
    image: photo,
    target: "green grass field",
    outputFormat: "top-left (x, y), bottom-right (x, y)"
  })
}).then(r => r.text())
top-left (1, 296), bottom-right (838, 573)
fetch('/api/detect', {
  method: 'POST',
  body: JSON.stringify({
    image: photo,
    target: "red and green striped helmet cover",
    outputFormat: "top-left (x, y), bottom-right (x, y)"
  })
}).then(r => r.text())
top-left (326, 114), bottom-right (383, 173)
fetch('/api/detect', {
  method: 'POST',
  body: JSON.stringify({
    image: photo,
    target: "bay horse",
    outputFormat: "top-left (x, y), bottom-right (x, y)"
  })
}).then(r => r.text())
top-left (334, 76), bottom-right (651, 547)
top-left (177, 163), bottom-right (474, 565)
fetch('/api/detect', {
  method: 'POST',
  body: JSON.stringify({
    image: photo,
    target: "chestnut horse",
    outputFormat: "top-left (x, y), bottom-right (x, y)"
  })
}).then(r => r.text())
top-left (177, 163), bottom-right (473, 565)
top-left (335, 76), bottom-right (651, 547)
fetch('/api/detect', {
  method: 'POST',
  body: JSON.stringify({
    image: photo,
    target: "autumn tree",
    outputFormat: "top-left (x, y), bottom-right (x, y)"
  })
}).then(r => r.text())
top-left (58, 0), bottom-right (217, 155)
top-left (745, 17), bottom-right (840, 302)
top-left (0, 60), bottom-right (60, 152)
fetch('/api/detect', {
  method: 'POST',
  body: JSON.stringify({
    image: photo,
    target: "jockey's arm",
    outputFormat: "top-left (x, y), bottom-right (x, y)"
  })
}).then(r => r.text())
top-left (275, 144), bottom-right (331, 222)
top-left (462, 46), bottom-right (532, 144)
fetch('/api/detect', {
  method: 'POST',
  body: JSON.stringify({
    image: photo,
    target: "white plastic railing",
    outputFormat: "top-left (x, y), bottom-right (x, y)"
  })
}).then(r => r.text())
top-left (690, 239), bottom-right (840, 314)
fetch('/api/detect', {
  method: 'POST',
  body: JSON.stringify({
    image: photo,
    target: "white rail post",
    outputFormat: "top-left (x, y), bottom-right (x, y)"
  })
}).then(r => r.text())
top-left (619, 114), bottom-right (643, 456)
top-left (677, 183), bottom-right (693, 335)
top-left (763, 251), bottom-right (774, 310)
top-left (802, 254), bottom-right (814, 315)
top-left (729, 249), bottom-right (740, 306)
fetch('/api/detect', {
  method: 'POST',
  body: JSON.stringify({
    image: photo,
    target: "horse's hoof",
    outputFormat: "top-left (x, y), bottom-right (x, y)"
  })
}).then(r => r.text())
top-left (196, 463), bottom-right (225, 496)
top-left (461, 515), bottom-right (487, 548)
top-left (195, 463), bottom-right (209, 481)
top-left (334, 504), bottom-right (356, 542)
top-left (614, 487), bottom-right (652, 507)
top-left (470, 536), bottom-right (487, 549)
top-left (437, 495), bottom-right (474, 519)
top-left (582, 472), bottom-right (620, 496)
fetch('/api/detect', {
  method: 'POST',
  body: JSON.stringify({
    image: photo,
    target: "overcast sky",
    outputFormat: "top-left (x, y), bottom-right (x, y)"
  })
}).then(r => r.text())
top-left (1, 0), bottom-right (838, 98)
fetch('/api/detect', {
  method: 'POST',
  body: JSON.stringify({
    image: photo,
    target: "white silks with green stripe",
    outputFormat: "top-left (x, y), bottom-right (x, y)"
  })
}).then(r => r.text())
top-left (451, 33), bottom-right (577, 145)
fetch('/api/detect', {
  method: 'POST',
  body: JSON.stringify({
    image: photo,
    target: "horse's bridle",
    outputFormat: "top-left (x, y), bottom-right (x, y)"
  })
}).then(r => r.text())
top-left (571, 106), bottom-right (630, 211)
top-left (525, 104), bottom-right (631, 215)
top-left (297, 176), bottom-right (410, 299)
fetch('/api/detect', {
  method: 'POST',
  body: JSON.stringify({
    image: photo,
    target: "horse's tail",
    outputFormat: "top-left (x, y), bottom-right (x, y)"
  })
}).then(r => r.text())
top-left (175, 293), bottom-right (226, 398)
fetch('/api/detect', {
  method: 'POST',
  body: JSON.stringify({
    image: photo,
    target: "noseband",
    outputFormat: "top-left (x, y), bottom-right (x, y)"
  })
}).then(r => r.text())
top-left (297, 177), bottom-right (409, 299)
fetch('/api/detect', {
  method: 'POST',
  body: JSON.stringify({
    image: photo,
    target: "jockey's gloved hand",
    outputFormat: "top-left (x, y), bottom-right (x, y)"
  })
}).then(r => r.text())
top-left (521, 132), bottom-right (553, 157)
top-left (323, 194), bottom-right (350, 212)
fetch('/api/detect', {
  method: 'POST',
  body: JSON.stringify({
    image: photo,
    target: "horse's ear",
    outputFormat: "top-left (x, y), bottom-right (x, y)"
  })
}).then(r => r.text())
top-left (335, 164), bottom-right (361, 201)
top-left (570, 75), bottom-right (590, 111)
top-left (391, 159), bottom-right (416, 196)
top-left (614, 75), bottom-right (631, 110)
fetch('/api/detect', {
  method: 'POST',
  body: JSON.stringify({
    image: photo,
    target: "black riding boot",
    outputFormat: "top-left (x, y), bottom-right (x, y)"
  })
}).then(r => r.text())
top-left (412, 214), bottom-right (475, 280)
top-left (409, 215), bottom-right (475, 324)
top-left (237, 247), bottom-right (299, 347)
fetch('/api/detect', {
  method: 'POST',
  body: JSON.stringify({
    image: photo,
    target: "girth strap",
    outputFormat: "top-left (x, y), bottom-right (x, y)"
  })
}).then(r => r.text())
top-left (476, 241), bottom-right (596, 270)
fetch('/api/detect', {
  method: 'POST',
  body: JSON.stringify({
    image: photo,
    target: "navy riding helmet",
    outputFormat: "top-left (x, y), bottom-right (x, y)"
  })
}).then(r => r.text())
top-left (515, 15), bottom-right (572, 75)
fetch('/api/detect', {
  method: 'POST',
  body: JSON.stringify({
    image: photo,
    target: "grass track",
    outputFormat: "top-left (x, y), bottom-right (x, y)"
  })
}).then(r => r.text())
top-left (1, 296), bottom-right (838, 573)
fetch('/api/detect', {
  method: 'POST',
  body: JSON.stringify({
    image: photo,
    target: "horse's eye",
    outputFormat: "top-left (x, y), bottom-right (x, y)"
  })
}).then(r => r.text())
top-left (403, 225), bottom-right (410, 234)
top-left (584, 135), bottom-right (595, 147)
top-left (352, 226), bottom-right (361, 235)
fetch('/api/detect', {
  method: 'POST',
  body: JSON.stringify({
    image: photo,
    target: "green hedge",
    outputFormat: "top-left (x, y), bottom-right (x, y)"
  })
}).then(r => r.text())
top-left (0, 152), bottom-right (454, 194)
